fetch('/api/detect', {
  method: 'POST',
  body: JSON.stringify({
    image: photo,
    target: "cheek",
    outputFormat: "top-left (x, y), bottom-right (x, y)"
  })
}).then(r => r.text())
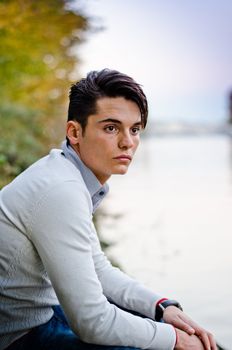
top-left (96, 136), bottom-right (116, 153)
top-left (91, 142), bottom-right (111, 161)
top-left (133, 138), bottom-right (140, 151)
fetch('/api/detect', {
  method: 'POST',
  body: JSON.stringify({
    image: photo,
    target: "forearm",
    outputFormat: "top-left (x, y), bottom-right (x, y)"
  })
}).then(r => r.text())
top-left (90, 226), bottom-right (163, 319)
top-left (98, 263), bottom-right (161, 318)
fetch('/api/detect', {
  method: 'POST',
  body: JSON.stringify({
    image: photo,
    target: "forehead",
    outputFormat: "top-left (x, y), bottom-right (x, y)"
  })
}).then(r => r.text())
top-left (94, 96), bottom-right (141, 123)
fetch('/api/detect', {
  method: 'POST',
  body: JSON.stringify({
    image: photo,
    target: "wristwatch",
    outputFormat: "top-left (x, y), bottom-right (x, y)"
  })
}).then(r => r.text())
top-left (155, 299), bottom-right (183, 322)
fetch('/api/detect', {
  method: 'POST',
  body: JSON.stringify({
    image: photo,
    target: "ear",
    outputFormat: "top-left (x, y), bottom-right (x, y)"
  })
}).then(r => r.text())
top-left (66, 121), bottom-right (82, 145)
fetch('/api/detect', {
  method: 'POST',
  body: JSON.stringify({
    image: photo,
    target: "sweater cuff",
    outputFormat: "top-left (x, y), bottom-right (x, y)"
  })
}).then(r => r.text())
top-left (152, 322), bottom-right (176, 350)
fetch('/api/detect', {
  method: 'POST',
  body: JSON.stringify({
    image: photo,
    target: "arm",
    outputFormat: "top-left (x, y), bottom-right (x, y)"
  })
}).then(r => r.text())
top-left (90, 221), bottom-right (164, 320)
top-left (29, 181), bottom-right (176, 350)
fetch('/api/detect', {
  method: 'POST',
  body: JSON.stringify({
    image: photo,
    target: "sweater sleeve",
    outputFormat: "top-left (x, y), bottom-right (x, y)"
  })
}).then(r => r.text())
top-left (28, 181), bottom-right (176, 350)
top-left (90, 222), bottom-right (163, 320)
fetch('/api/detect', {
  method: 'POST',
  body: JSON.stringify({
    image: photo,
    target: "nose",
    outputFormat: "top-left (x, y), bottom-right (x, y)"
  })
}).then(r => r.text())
top-left (118, 131), bottom-right (134, 150)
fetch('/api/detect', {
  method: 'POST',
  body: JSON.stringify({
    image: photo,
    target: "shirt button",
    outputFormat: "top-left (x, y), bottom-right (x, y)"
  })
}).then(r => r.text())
top-left (99, 191), bottom-right (105, 196)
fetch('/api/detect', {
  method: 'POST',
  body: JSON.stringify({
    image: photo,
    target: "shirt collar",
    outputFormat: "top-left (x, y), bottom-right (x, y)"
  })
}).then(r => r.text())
top-left (61, 140), bottom-right (109, 213)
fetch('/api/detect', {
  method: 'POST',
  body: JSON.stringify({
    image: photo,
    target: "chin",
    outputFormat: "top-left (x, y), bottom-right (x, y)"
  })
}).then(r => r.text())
top-left (114, 167), bottom-right (129, 175)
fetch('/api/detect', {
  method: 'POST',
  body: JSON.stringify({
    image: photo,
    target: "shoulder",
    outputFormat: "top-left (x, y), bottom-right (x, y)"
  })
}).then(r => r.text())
top-left (0, 149), bottom-right (93, 224)
top-left (27, 149), bottom-right (82, 183)
top-left (3, 149), bottom-right (87, 194)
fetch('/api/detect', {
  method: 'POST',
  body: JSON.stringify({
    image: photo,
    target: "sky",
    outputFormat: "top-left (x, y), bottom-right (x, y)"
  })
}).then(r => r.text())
top-left (76, 0), bottom-right (232, 125)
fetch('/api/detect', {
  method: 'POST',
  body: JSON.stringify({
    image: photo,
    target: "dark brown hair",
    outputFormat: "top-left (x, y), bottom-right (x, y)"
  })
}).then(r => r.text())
top-left (68, 69), bottom-right (148, 132)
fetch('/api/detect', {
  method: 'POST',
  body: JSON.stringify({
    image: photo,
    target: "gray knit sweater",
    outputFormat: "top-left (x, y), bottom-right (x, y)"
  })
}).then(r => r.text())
top-left (0, 143), bottom-right (176, 350)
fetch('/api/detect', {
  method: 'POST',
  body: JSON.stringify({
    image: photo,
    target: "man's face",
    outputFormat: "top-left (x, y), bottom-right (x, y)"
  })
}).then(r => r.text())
top-left (73, 96), bottom-right (142, 184)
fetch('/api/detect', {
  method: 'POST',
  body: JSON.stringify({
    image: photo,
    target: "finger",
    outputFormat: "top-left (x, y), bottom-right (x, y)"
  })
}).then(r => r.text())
top-left (208, 333), bottom-right (217, 350)
top-left (184, 325), bottom-right (195, 335)
top-left (177, 315), bottom-right (196, 335)
top-left (176, 317), bottom-right (195, 335)
top-left (198, 331), bottom-right (211, 350)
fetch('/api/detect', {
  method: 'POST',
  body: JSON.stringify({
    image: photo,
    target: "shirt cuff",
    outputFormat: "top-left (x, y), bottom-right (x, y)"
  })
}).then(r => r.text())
top-left (152, 322), bottom-right (176, 350)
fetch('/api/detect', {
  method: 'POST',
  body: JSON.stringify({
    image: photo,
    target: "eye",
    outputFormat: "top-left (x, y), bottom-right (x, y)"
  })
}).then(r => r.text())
top-left (104, 125), bottom-right (118, 133)
top-left (131, 126), bottom-right (141, 135)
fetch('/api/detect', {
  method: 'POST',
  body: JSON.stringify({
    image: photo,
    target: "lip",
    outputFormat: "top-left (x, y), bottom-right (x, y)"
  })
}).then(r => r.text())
top-left (113, 154), bottom-right (132, 161)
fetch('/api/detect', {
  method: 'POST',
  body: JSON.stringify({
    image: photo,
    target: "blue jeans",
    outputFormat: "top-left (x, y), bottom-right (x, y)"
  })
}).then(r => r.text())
top-left (7, 305), bottom-right (140, 350)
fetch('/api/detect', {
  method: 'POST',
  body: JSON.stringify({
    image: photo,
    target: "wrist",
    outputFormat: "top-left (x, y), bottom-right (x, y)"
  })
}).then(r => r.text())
top-left (155, 299), bottom-right (183, 322)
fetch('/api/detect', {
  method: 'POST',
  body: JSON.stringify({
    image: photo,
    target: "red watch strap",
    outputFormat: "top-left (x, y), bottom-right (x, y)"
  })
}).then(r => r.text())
top-left (156, 297), bottom-right (168, 307)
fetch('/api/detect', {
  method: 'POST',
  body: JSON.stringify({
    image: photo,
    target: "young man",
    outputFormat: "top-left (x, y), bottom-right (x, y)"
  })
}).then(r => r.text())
top-left (0, 69), bottom-right (216, 350)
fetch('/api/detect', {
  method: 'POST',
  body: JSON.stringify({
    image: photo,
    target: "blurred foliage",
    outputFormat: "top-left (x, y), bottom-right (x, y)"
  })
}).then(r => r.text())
top-left (0, 1), bottom-right (117, 266)
top-left (0, 0), bottom-right (89, 188)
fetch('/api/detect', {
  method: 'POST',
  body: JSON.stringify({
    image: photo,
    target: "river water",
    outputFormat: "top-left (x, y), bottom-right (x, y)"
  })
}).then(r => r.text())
top-left (97, 134), bottom-right (232, 349)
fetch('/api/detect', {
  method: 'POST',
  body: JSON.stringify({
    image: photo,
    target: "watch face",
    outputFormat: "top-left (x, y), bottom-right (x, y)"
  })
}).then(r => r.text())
top-left (161, 300), bottom-right (183, 310)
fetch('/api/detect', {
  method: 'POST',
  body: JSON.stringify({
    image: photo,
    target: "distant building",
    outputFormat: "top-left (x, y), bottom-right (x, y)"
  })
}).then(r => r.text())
top-left (229, 90), bottom-right (232, 124)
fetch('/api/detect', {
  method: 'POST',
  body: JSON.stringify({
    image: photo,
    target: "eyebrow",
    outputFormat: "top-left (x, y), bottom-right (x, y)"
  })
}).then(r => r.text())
top-left (98, 118), bottom-right (142, 126)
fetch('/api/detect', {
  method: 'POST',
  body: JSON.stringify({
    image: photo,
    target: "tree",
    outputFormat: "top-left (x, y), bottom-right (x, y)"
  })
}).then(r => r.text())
top-left (0, 0), bottom-right (89, 187)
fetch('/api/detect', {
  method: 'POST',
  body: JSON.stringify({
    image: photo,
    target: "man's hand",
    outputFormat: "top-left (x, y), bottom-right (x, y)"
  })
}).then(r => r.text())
top-left (163, 306), bottom-right (217, 350)
top-left (175, 328), bottom-right (205, 349)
